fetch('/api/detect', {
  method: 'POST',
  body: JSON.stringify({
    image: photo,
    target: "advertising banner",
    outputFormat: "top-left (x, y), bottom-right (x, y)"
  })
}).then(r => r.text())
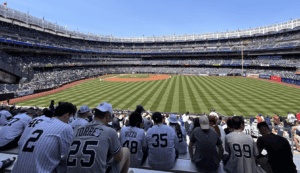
top-left (17, 90), bottom-right (34, 97)
top-left (282, 78), bottom-right (295, 84)
top-left (259, 75), bottom-right (271, 79)
top-left (297, 81), bottom-right (300, 86)
top-left (219, 74), bottom-right (227, 76)
top-left (246, 74), bottom-right (259, 78)
top-left (271, 76), bottom-right (282, 82)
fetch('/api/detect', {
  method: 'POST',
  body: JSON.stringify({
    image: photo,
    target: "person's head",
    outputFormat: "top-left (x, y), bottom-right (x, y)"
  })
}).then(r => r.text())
top-left (199, 116), bottom-right (210, 131)
top-left (78, 105), bottom-right (90, 118)
top-left (186, 112), bottom-right (189, 115)
top-left (193, 118), bottom-right (200, 129)
top-left (169, 114), bottom-right (182, 134)
top-left (93, 102), bottom-right (114, 125)
top-left (115, 113), bottom-right (120, 118)
top-left (43, 108), bottom-right (53, 118)
top-left (208, 115), bottom-right (217, 124)
top-left (257, 122), bottom-right (271, 136)
top-left (54, 102), bottom-right (76, 123)
top-left (232, 116), bottom-right (245, 130)
top-left (26, 108), bottom-right (35, 118)
top-left (36, 109), bottom-right (43, 116)
top-left (135, 105), bottom-right (145, 115)
top-left (265, 115), bottom-right (269, 118)
top-left (129, 111), bottom-right (143, 128)
top-left (250, 115), bottom-right (252, 117)
top-left (51, 100), bottom-right (54, 105)
top-left (152, 112), bottom-right (163, 124)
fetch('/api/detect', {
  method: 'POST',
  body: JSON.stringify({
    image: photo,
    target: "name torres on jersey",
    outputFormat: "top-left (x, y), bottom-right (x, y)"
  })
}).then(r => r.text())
top-left (75, 126), bottom-right (103, 137)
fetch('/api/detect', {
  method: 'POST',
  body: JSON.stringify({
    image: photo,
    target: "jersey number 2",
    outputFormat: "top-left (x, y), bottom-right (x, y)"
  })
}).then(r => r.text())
top-left (22, 130), bottom-right (43, 152)
top-left (67, 140), bottom-right (98, 168)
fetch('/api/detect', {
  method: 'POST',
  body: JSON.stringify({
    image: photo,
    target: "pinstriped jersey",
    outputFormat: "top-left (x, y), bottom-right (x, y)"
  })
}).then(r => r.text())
top-left (243, 124), bottom-right (251, 135)
top-left (12, 117), bottom-right (73, 173)
top-left (224, 131), bottom-right (259, 173)
top-left (66, 121), bottom-right (121, 173)
top-left (70, 118), bottom-right (89, 129)
top-left (0, 113), bottom-right (32, 147)
top-left (0, 110), bottom-right (12, 126)
top-left (169, 124), bottom-right (188, 154)
top-left (120, 126), bottom-right (147, 168)
top-left (146, 124), bottom-right (179, 170)
top-left (18, 115), bottom-right (51, 148)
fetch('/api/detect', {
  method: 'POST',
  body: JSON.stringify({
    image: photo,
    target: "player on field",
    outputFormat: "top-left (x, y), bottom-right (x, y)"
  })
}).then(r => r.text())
top-left (224, 116), bottom-right (259, 173)
top-left (66, 102), bottom-right (130, 173)
top-left (70, 105), bottom-right (89, 129)
top-left (168, 114), bottom-right (188, 154)
top-left (120, 111), bottom-right (147, 168)
top-left (12, 102), bottom-right (76, 173)
top-left (146, 112), bottom-right (179, 170)
top-left (0, 108), bottom-right (33, 150)
top-left (0, 106), bottom-right (12, 126)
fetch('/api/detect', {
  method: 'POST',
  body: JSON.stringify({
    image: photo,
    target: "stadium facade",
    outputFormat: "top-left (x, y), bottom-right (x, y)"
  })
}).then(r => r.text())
top-left (0, 4), bottom-right (300, 99)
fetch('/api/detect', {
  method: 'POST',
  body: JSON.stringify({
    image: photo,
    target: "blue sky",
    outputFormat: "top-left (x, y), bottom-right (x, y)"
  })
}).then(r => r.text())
top-left (5, 0), bottom-right (300, 38)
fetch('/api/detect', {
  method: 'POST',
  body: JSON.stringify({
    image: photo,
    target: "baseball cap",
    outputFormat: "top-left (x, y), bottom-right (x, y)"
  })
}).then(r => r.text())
top-left (168, 114), bottom-right (178, 124)
top-left (78, 105), bottom-right (90, 114)
top-left (136, 105), bottom-right (145, 112)
top-left (95, 102), bottom-right (113, 116)
top-left (152, 112), bottom-right (162, 123)
top-left (199, 116), bottom-right (209, 130)
top-left (258, 113), bottom-right (262, 116)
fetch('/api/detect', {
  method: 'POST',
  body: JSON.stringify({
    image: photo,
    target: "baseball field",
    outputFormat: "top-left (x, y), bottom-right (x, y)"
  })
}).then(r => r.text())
top-left (15, 74), bottom-right (300, 117)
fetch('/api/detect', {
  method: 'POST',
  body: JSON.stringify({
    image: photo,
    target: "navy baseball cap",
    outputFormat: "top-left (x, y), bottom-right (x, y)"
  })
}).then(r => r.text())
top-left (152, 112), bottom-right (162, 123)
top-left (136, 105), bottom-right (145, 111)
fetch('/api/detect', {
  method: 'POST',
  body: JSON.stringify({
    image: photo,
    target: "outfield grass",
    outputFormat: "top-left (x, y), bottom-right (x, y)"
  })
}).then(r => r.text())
top-left (16, 75), bottom-right (300, 117)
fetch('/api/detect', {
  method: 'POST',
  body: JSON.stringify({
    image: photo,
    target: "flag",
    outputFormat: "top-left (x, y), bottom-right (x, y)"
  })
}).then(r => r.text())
top-left (4, 3), bottom-right (7, 5)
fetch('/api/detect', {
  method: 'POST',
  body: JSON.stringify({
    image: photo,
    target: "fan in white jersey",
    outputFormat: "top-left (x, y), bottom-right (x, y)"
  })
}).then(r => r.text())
top-left (0, 106), bottom-right (12, 126)
top-left (0, 108), bottom-right (33, 150)
top-left (168, 114), bottom-right (188, 154)
top-left (243, 119), bottom-right (251, 135)
top-left (120, 111), bottom-right (147, 168)
top-left (70, 105), bottom-right (89, 129)
top-left (66, 102), bottom-right (130, 173)
top-left (18, 108), bottom-right (53, 148)
top-left (224, 116), bottom-right (259, 173)
top-left (146, 112), bottom-right (179, 170)
top-left (12, 102), bottom-right (76, 173)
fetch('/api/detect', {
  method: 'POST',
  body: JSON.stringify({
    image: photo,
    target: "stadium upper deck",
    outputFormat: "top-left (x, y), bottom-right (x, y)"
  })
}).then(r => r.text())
top-left (0, 5), bottom-right (299, 55)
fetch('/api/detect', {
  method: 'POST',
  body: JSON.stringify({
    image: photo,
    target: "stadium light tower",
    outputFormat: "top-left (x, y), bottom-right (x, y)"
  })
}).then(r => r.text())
top-left (241, 41), bottom-right (251, 76)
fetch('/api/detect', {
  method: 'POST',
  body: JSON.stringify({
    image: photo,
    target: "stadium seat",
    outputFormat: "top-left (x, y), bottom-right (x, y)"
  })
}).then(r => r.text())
top-left (140, 158), bottom-right (198, 173)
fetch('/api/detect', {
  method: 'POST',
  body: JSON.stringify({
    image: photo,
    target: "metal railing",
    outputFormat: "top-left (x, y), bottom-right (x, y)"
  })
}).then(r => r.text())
top-left (0, 5), bottom-right (300, 42)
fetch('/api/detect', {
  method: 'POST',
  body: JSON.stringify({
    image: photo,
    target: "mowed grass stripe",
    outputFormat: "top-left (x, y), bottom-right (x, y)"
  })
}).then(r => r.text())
top-left (193, 76), bottom-right (238, 115)
top-left (19, 80), bottom-right (127, 106)
top-left (164, 75), bottom-right (178, 112)
top-left (121, 80), bottom-right (162, 110)
top-left (188, 76), bottom-right (213, 113)
top-left (207, 77), bottom-right (300, 115)
top-left (108, 80), bottom-right (152, 108)
top-left (185, 76), bottom-right (203, 113)
top-left (182, 76), bottom-right (201, 113)
top-left (216, 78), bottom-right (296, 110)
top-left (120, 80), bottom-right (163, 110)
top-left (139, 80), bottom-right (166, 110)
top-left (215, 78), bottom-right (299, 114)
top-left (202, 77), bottom-right (252, 115)
top-left (150, 77), bottom-right (173, 111)
top-left (178, 76), bottom-right (186, 113)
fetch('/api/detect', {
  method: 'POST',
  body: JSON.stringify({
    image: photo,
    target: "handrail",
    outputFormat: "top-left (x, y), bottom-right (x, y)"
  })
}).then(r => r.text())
top-left (0, 5), bottom-right (300, 42)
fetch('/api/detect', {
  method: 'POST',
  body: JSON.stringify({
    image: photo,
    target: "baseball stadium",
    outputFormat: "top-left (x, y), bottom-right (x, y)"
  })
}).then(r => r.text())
top-left (0, 0), bottom-right (300, 173)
